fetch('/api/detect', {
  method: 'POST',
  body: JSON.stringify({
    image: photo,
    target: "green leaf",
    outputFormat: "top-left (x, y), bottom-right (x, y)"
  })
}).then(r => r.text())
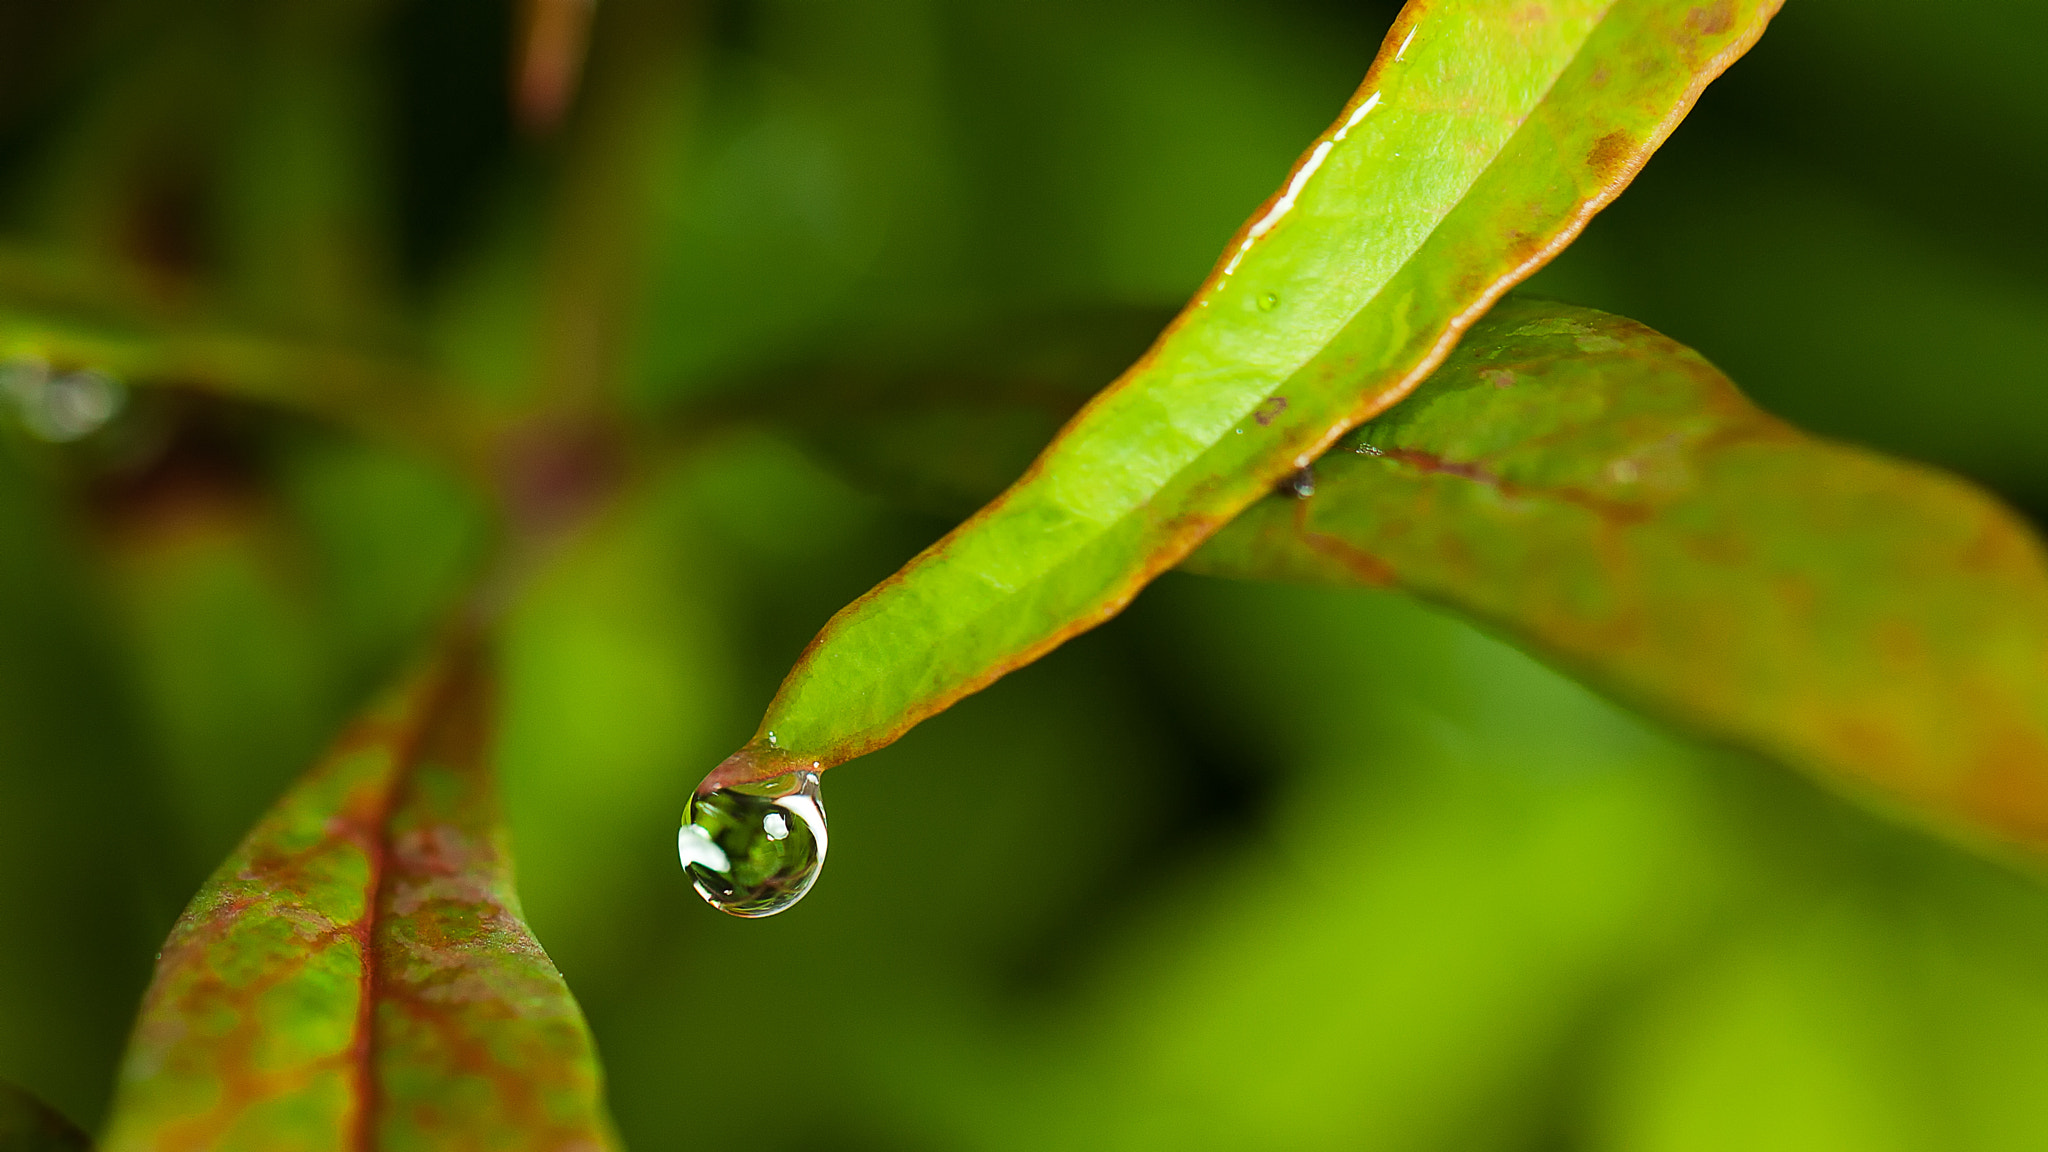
top-left (1187, 297), bottom-right (2048, 862)
top-left (706, 0), bottom-right (1782, 787)
top-left (102, 640), bottom-right (619, 1152)
top-left (0, 1080), bottom-right (92, 1152)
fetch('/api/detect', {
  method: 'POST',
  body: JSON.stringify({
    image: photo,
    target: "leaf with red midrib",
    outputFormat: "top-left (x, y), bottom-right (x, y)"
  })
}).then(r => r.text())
top-left (103, 640), bottom-right (618, 1152)
top-left (1188, 298), bottom-right (2048, 866)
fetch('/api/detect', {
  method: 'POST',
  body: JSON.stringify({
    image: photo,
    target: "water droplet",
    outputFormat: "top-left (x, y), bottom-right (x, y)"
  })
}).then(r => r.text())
top-left (1282, 466), bottom-right (1316, 498)
top-left (2, 358), bottom-right (124, 442)
top-left (765, 730), bottom-right (779, 749)
top-left (1257, 292), bottom-right (1279, 312)
top-left (678, 771), bottom-right (827, 917)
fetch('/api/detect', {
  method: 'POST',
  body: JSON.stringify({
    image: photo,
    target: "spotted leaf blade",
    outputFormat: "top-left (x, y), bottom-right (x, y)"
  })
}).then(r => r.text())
top-left (711, 0), bottom-right (1783, 787)
top-left (1188, 298), bottom-right (2048, 860)
top-left (102, 643), bottom-right (618, 1152)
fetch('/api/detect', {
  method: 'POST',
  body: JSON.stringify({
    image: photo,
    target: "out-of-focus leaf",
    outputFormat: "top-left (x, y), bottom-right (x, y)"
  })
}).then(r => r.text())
top-left (705, 0), bottom-right (1781, 788)
top-left (0, 1079), bottom-right (93, 1151)
top-left (102, 639), bottom-right (619, 1152)
top-left (1188, 297), bottom-right (2048, 862)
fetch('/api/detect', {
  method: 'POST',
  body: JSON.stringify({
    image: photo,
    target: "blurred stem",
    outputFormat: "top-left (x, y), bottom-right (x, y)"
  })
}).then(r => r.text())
top-left (0, 247), bottom-right (482, 475)
top-left (528, 0), bottom-right (694, 423)
top-left (490, 0), bottom-right (700, 542)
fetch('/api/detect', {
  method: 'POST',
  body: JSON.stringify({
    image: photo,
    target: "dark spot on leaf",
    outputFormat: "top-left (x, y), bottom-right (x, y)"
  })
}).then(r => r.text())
top-left (1483, 369), bottom-right (1516, 389)
top-left (1686, 1), bottom-right (1736, 36)
top-left (1586, 131), bottom-right (1633, 184)
top-left (1254, 396), bottom-right (1288, 426)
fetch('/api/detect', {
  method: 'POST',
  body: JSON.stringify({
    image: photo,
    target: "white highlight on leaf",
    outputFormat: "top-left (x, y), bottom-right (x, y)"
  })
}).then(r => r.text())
top-left (1222, 138), bottom-right (1337, 276)
top-left (1333, 91), bottom-right (1383, 142)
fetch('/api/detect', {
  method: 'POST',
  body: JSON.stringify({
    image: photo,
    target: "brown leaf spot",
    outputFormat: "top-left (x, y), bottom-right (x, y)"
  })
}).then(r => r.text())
top-left (1960, 726), bottom-right (2048, 847)
top-left (1254, 396), bottom-right (1288, 426)
top-left (1586, 131), bottom-right (1633, 184)
top-left (1686, 1), bottom-right (1737, 36)
top-left (1482, 369), bottom-right (1516, 389)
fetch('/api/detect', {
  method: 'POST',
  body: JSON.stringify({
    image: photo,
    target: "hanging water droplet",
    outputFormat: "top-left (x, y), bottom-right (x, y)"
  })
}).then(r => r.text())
top-left (677, 771), bottom-right (827, 917)
top-left (1257, 291), bottom-right (1280, 313)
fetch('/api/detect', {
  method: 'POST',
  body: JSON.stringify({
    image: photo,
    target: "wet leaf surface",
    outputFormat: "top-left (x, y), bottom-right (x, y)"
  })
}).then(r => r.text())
top-left (1188, 298), bottom-right (2048, 861)
top-left (101, 640), bottom-right (618, 1152)
top-left (0, 1079), bottom-right (93, 1152)
top-left (710, 0), bottom-right (1783, 788)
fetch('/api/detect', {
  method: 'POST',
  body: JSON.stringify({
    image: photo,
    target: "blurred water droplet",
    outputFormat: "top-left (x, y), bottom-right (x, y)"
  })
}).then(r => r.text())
top-left (3, 358), bottom-right (125, 442)
top-left (1282, 466), bottom-right (1316, 498)
top-left (1257, 291), bottom-right (1280, 312)
top-left (678, 771), bottom-right (826, 917)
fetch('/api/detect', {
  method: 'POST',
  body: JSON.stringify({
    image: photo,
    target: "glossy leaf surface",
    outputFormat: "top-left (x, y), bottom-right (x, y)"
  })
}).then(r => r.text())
top-left (711, 0), bottom-right (1782, 787)
top-left (102, 643), bottom-right (618, 1152)
top-left (0, 1079), bottom-right (92, 1152)
top-left (1188, 298), bottom-right (2048, 860)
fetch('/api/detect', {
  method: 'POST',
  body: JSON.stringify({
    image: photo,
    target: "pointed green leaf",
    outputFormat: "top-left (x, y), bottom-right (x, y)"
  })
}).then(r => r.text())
top-left (709, 0), bottom-right (1782, 787)
top-left (1188, 298), bottom-right (2048, 861)
top-left (0, 1080), bottom-right (92, 1152)
top-left (102, 642), bottom-right (619, 1152)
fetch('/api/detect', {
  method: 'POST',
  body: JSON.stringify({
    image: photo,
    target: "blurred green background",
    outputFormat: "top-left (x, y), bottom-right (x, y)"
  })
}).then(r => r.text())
top-left (3, 0), bottom-right (2047, 1148)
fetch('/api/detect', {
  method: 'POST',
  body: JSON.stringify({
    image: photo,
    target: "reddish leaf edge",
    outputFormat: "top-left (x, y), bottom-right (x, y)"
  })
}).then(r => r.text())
top-left (704, 0), bottom-right (1786, 792)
